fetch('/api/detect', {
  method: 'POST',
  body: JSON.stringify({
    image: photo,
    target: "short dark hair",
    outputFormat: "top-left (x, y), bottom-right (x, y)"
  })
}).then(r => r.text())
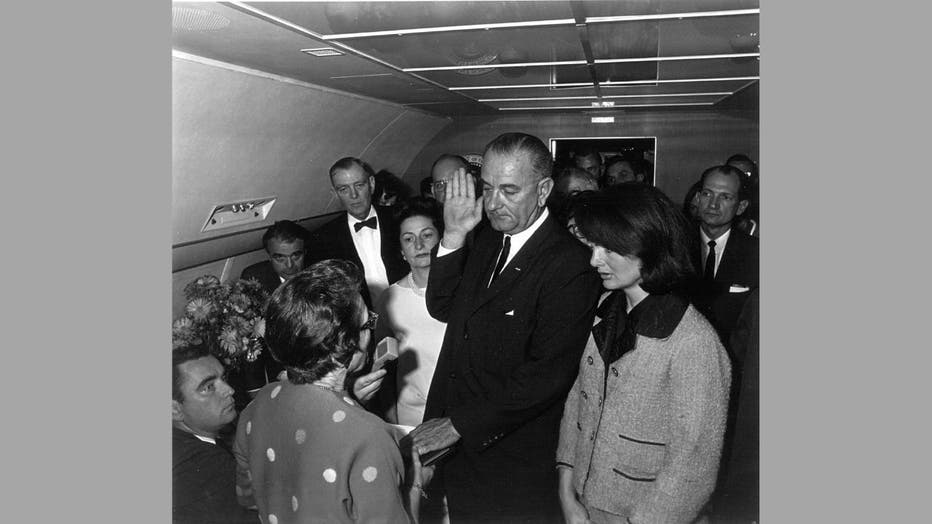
top-left (574, 146), bottom-right (603, 167)
top-left (373, 169), bottom-right (409, 202)
top-left (395, 196), bottom-right (444, 236)
top-left (261, 220), bottom-right (308, 252)
top-left (263, 259), bottom-right (366, 384)
top-left (172, 342), bottom-right (213, 403)
top-left (329, 157), bottom-right (374, 181)
top-left (420, 176), bottom-right (434, 195)
top-left (699, 165), bottom-right (751, 202)
top-left (484, 133), bottom-right (553, 180)
top-left (572, 184), bottom-right (697, 294)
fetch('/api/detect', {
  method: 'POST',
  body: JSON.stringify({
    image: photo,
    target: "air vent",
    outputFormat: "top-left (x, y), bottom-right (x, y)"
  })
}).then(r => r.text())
top-left (202, 197), bottom-right (276, 233)
top-left (301, 47), bottom-right (344, 57)
top-left (172, 7), bottom-right (230, 32)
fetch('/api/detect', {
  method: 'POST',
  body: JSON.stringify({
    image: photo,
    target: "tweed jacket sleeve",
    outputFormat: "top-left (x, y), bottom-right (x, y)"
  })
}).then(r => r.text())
top-left (631, 325), bottom-right (732, 524)
top-left (556, 367), bottom-right (584, 468)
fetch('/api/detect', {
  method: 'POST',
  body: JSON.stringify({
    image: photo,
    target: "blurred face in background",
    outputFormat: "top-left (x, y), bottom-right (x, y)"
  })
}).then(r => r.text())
top-left (605, 160), bottom-right (637, 185)
top-left (399, 215), bottom-right (440, 270)
top-left (574, 154), bottom-right (602, 179)
top-left (430, 157), bottom-right (468, 204)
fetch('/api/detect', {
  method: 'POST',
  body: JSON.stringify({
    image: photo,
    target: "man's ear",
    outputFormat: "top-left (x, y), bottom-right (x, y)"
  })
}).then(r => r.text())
top-left (538, 177), bottom-right (554, 206)
top-left (368, 175), bottom-right (376, 193)
top-left (736, 199), bottom-right (749, 216)
top-left (172, 400), bottom-right (185, 422)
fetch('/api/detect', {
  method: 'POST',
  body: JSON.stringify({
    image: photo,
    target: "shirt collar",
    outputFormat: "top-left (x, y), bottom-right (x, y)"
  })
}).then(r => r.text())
top-left (700, 225), bottom-right (732, 246)
top-left (347, 206), bottom-right (378, 226)
top-left (192, 434), bottom-right (217, 445)
top-left (502, 207), bottom-right (549, 257)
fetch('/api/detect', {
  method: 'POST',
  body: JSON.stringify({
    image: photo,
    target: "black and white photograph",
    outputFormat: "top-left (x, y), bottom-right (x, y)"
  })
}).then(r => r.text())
top-left (170, 2), bottom-right (760, 523)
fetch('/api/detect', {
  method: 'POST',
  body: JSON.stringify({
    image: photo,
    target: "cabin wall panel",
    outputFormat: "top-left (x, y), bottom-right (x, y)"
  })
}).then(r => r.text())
top-left (172, 56), bottom-right (449, 273)
top-left (406, 111), bottom-right (758, 206)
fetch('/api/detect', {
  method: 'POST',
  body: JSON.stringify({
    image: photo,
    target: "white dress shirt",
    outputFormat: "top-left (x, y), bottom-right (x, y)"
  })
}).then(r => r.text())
top-left (700, 226), bottom-right (732, 279)
top-left (347, 207), bottom-right (390, 303)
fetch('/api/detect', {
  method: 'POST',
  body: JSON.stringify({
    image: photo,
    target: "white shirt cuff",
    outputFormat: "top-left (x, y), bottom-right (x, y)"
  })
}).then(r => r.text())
top-left (437, 241), bottom-right (460, 257)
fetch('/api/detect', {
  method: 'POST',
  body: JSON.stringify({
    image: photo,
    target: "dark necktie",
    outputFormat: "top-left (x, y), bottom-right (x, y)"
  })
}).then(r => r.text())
top-left (354, 216), bottom-right (378, 232)
top-left (488, 236), bottom-right (511, 287)
top-left (704, 239), bottom-right (717, 281)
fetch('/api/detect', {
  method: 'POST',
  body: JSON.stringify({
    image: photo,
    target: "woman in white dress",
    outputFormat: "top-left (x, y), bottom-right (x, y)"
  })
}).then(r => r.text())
top-left (374, 197), bottom-right (447, 426)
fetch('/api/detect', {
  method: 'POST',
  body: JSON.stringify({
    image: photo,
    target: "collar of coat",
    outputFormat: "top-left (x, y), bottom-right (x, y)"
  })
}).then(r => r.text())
top-left (592, 291), bottom-right (689, 364)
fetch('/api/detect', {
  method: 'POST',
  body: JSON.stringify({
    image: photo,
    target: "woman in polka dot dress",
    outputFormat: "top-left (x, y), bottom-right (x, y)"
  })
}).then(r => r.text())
top-left (233, 260), bottom-right (420, 523)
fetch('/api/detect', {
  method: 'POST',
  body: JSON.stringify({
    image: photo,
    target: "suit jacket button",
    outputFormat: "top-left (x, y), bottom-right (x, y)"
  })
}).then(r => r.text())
top-left (586, 356), bottom-right (594, 365)
top-left (611, 367), bottom-right (619, 377)
top-left (581, 391), bottom-right (588, 400)
top-left (449, 372), bottom-right (457, 380)
top-left (463, 332), bottom-right (469, 340)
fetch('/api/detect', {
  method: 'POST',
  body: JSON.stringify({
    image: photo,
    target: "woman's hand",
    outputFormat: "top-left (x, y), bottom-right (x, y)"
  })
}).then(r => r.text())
top-left (350, 368), bottom-right (387, 403)
top-left (558, 466), bottom-right (590, 524)
top-left (404, 447), bottom-right (423, 523)
top-left (440, 168), bottom-right (483, 251)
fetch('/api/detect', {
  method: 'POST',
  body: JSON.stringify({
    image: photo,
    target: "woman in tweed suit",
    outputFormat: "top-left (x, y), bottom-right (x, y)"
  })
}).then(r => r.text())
top-left (557, 185), bottom-right (732, 524)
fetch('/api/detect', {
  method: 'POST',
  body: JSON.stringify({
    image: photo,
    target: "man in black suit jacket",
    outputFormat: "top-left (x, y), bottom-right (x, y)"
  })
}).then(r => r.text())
top-left (172, 344), bottom-right (257, 524)
top-left (691, 165), bottom-right (759, 353)
top-left (306, 157), bottom-right (407, 309)
top-left (410, 133), bottom-right (601, 523)
top-left (240, 220), bottom-right (309, 295)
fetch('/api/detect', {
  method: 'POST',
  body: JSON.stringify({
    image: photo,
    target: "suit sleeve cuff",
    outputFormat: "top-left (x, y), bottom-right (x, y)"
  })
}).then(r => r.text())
top-left (436, 243), bottom-right (459, 257)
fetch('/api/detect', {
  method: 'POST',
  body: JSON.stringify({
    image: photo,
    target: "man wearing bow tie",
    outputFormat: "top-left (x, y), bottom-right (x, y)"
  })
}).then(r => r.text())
top-left (307, 157), bottom-right (407, 308)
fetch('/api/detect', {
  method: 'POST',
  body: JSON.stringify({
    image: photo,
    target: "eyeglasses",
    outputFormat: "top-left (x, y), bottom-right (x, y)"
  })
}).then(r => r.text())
top-left (360, 310), bottom-right (379, 331)
top-left (431, 180), bottom-right (448, 194)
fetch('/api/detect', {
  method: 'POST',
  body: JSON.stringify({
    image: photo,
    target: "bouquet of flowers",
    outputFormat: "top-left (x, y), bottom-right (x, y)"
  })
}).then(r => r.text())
top-left (172, 274), bottom-right (269, 370)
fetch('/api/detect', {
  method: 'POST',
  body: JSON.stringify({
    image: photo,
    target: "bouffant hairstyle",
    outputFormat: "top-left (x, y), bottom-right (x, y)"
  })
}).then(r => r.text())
top-left (572, 184), bottom-right (698, 294)
top-left (263, 259), bottom-right (366, 384)
top-left (395, 196), bottom-right (444, 236)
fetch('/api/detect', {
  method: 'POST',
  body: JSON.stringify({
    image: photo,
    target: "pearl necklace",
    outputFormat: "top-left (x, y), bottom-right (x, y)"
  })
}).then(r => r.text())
top-left (407, 272), bottom-right (426, 297)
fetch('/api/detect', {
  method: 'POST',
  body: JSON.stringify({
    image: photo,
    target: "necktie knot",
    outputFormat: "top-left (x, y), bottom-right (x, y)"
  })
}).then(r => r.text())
top-left (354, 216), bottom-right (378, 232)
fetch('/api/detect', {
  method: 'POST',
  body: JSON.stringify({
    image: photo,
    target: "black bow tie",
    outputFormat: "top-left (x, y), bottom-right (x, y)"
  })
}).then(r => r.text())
top-left (354, 216), bottom-right (378, 232)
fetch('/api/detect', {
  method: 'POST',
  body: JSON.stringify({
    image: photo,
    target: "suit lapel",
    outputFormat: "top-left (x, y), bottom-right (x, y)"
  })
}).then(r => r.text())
top-left (337, 214), bottom-right (365, 268)
top-left (715, 229), bottom-right (745, 284)
top-left (468, 216), bottom-right (556, 316)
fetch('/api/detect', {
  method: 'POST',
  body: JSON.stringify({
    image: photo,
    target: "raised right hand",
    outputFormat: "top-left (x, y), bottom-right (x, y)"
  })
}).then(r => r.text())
top-left (441, 168), bottom-right (483, 250)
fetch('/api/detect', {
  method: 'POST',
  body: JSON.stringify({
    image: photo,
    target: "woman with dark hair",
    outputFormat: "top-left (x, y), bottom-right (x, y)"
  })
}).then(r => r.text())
top-left (556, 185), bottom-right (731, 524)
top-left (233, 259), bottom-right (421, 523)
top-left (374, 197), bottom-right (447, 426)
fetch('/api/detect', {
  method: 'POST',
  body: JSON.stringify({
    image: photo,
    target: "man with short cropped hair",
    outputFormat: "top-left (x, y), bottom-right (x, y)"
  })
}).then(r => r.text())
top-left (240, 220), bottom-right (308, 295)
top-left (306, 157), bottom-right (407, 308)
top-left (172, 344), bottom-right (258, 524)
top-left (410, 132), bottom-right (601, 523)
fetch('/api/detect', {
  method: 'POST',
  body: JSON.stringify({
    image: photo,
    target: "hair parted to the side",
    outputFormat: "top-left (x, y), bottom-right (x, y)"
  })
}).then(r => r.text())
top-left (263, 259), bottom-right (366, 384)
top-left (172, 342), bottom-right (213, 403)
top-left (484, 132), bottom-right (553, 180)
top-left (572, 184), bottom-right (698, 294)
top-left (262, 220), bottom-right (309, 252)
top-left (328, 157), bottom-right (374, 181)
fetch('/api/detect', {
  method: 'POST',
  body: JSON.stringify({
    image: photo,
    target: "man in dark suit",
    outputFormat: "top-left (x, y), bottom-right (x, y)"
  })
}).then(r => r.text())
top-left (240, 220), bottom-right (309, 295)
top-left (691, 164), bottom-right (759, 353)
top-left (172, 343), bottom-right (257, 524)
top-left (306, 157), bottom-right (407, 308)
top-left (409, 133), bottom-right (602, 523)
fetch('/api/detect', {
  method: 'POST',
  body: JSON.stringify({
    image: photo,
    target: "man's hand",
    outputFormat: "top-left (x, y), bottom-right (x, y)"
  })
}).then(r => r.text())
top-left (408, 417), bottom-right (461, 454)
top-left (350, 368), bottom-right (387, 403)
top-left (441, 168), bottom-right (484, 251)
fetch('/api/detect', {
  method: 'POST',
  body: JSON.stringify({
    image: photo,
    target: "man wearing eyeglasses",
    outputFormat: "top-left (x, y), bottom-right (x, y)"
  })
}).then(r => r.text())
top-left (306, 157), bottom-right (407, 309)
top-left (429, 154), bottom-right (470, 204)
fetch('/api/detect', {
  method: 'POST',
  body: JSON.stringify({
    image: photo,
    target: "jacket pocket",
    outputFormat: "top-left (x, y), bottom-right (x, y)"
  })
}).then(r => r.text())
top-left (612, 433), bottom-right (666, 481)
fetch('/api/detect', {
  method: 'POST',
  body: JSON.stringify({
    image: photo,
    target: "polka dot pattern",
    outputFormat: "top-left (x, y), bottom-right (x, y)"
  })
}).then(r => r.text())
top-left (323, 468), bottom-right (337, 483)
top-left (295, 429), bottom-right (306, 444)
top-left (271, 385), bottom-right (282, 399)
top-left (246, 420), bottom-right (252, 434)
top-left (291, 495), bottom-right (299, 512)
top-left (268, 514), bottom-right (278, 524)
top-left (267, 448), bottom-right (276, 462)
top-left (332, 410), bottom-right (346, 423)
top-left (362, 466), bottom-right (378, 482)
top-left (235, 485), bottom-right (243, 496)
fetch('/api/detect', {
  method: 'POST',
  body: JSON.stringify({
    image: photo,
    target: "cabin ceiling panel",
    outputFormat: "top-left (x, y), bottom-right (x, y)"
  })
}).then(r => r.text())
top-left (172, 1), bottom-right (759, 117)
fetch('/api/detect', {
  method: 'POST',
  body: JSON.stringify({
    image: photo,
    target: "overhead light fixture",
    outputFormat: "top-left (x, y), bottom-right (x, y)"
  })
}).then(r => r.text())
top-left (450, 76), bottom-right (759, 91)
top-left (499, 102), bottom-right (714, 110)
top-left (591, 117), bottom-right (615, 123)
top-left (301, 47), bottom-right (344, 57)
top-left (319, 9), bottom-right (758, 40)
top-left (478, 92), bottom-right (731, 102)
top-left (595, 53), bottom-right (759, 65)
top-left (405, 52), bottom-right (757, 73)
